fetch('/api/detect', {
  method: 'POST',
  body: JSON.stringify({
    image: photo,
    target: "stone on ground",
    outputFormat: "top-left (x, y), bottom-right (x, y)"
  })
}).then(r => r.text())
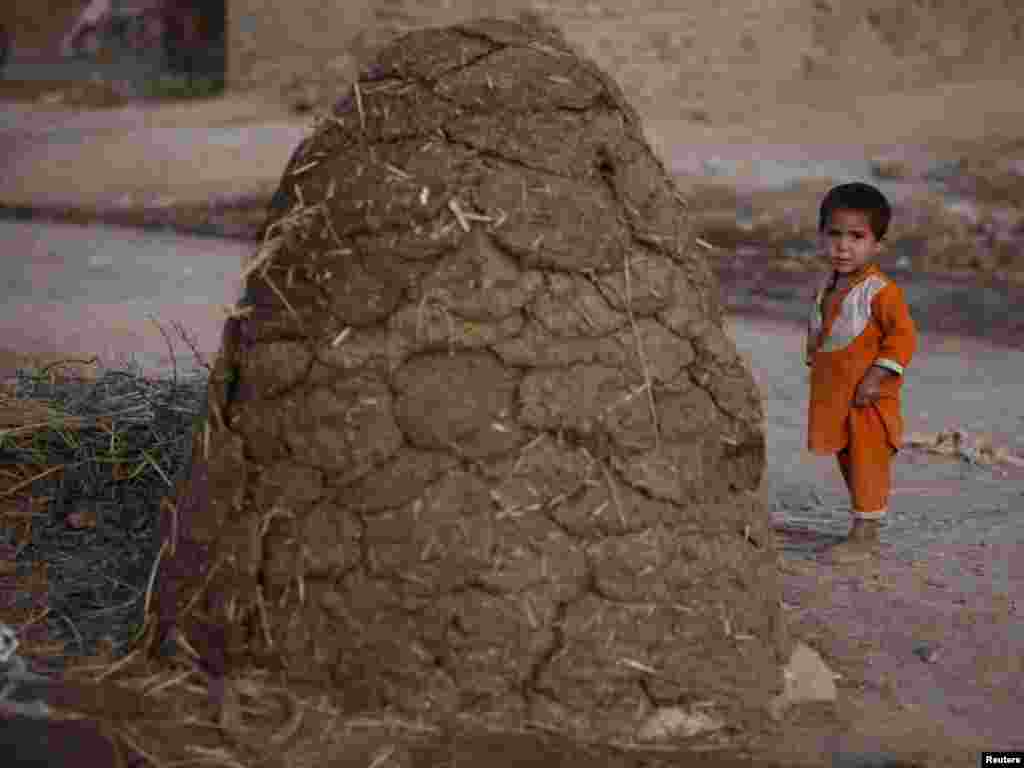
top-left (769, 641), bottom-right (837, 720)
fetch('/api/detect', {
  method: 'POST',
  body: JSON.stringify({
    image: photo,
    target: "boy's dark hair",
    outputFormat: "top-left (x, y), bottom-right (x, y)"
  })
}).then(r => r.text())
top-left (818, 182), bottom-right (892, 241)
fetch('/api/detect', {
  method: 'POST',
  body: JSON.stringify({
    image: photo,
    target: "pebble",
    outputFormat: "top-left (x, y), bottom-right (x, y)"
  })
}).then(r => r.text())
top-left (702, 156), bottom-right (731, 176)
top-left (636, 706), bottom-right (724, 742)
top-left (768, 641), bottom-right (837, 720)
top-left (870, 157), bottom-right (912, 180)
top-left (923, 158), bottom-right (963, 183)
top-left (911, 643), bottom-right (941, 664)
top-left (0, 622), bottom-right (52, 719)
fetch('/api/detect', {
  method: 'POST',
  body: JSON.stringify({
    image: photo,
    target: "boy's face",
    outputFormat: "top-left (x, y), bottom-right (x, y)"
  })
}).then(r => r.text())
top-left (822, 208), bottom-right (882, 275)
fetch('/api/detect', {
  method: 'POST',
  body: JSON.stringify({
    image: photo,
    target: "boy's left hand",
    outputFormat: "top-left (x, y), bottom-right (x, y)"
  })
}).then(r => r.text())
top-left (853, 367), bottom-right (889, 407)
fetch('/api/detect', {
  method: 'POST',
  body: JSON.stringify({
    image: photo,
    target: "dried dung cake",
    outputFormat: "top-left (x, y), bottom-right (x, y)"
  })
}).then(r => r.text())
top-left (154, 16), bottom-right (789, 742)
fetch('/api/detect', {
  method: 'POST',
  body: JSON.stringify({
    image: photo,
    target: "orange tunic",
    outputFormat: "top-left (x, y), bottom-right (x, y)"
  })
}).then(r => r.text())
top-left (806, 264), bottom-right (917, 456)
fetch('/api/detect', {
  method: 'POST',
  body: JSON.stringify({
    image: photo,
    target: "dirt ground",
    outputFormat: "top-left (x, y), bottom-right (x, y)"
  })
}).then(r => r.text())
top-left (5, 79), bottom-right (1024, 285)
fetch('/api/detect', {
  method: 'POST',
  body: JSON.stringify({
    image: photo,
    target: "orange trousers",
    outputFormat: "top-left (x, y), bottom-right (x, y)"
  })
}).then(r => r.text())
top-left (836, 402), bottom-right (897, 520)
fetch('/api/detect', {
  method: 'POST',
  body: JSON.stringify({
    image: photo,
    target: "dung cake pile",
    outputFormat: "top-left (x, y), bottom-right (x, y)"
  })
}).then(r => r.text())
top-left (155, 16), bottom-right (789, 742)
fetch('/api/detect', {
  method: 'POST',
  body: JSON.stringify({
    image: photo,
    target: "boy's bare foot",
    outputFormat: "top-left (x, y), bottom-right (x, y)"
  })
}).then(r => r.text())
top-left (828, 518), bottom-right (881, 563)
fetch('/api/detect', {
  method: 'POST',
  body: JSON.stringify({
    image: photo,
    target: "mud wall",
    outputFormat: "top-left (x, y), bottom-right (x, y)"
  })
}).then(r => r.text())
top-left (225, 0), bottom-right (1024, 120)
top-left (1, 0), bottom-right (88, 53)
top-left (802, 0), bottom-right (1024, 89)
top-left (227, 0), bottom-right (373, 95)
top-left (227, 0), bottom-right (814, 116)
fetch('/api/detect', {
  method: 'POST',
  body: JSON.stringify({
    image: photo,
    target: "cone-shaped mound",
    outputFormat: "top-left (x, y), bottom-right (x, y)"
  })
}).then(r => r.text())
top-left (156, 15), bottom-right (789, 742)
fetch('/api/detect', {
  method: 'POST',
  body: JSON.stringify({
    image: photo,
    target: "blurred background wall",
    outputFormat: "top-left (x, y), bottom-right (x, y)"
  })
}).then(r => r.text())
top-left (2, 0), bottom-right (1022, 115)
top-left (0, 0), bottom-right (225, 93)
top-left (225, 0), bottom-right (1024, 118)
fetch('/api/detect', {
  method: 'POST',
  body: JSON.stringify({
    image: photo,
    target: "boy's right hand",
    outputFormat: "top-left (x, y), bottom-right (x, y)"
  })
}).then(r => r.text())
top-left (805, 332), bottom-right (819, 366)
top-left (853, 367), bottom-right (889, 406)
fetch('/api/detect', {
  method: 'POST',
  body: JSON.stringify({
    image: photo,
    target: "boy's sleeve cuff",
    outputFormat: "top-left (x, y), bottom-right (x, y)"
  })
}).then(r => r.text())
top-left (874, 358), bottom-right (904, 375)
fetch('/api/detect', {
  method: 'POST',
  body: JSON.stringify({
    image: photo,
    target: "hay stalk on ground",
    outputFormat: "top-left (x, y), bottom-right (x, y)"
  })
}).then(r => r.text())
top-left (0, 321), bottom-right (208, 668)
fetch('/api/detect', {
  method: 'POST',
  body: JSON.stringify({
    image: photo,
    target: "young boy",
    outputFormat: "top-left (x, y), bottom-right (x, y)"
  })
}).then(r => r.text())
top-left (805, 182), bottom-right (917, 561)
